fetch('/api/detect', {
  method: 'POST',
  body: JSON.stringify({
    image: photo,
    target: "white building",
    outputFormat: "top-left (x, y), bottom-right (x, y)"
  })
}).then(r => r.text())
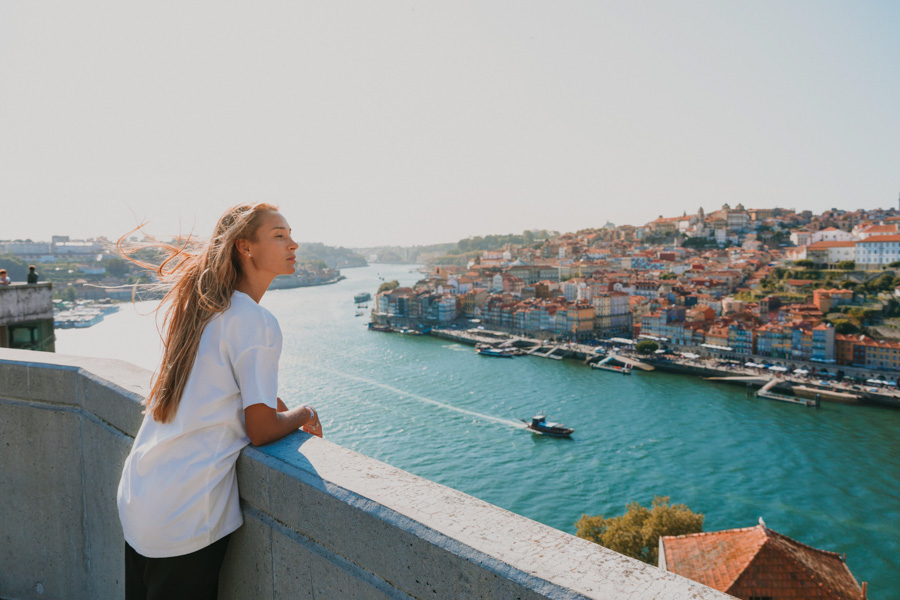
top-left (811, 227), bottom-right (853, 243)
top-left (855, 235), bottom-right (900, 270)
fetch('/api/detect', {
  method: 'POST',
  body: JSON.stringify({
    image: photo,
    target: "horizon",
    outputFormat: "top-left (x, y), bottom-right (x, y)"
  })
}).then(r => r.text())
top-left (2, 2), bottom-right (899, 247)
top-left (1, 201), bottom-right (898, 250)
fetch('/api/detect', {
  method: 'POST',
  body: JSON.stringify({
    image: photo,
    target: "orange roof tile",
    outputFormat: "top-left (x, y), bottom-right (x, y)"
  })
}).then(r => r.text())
top-left (661, 525), bottom-right (863, 600)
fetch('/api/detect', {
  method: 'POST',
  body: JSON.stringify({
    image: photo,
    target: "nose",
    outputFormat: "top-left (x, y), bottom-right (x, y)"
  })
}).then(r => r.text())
top-left (288, 235), bottom-right (299, 250)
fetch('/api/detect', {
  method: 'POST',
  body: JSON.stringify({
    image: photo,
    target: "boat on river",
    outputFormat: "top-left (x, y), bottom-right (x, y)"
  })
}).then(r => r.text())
top-left (522, 414), bottom-right (574, 438)
top-left (368, 323), bottom-right (393, 332)
top-left (591, 362), bottom-right (632, 375)
top-left (477, 347), bottom-right (515, 358)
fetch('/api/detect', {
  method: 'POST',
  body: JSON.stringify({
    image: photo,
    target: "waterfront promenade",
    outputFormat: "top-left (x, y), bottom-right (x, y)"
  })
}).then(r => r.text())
top-left (427, 327), bottom-right (900, 408)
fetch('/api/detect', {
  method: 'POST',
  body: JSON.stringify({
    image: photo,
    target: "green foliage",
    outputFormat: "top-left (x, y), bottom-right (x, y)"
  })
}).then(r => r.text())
top-left (575, 496), bottom-right (704, 565)
top-left (104, 257), bottom-right (130, 278)
top-left (635, 340), bottom-right (659, 355)
top-left (889, 261), bottom-right (900, 269)
top-left (787, 269), bottom-right (821, 280)
top-left (681, 236), bottom-right (716, 249)
top-left (836, 261), bottom-right (855, 270)
top-left (454, 231), bottom-right (553, 254)
top-left (297, 243), bottom-right (366, 268)
top-left (0, 253), bottom-right (30, 281)
top-left (857, 272), bottom-right (898, 294)
top-left (794, 259), bottom-right (814, 268)
top-left (884, 299), bottom-right (900, 318)
top-left (64, 286), bottom-right (78, 302)
top-left (659, 273), bottom-right (677, 280)
top-left (841, 280), bottom-right (858, 290)
top-left (377, 280), bottom-right (400, 294)
top-left (430, 250), bottom-right (484, 268)
top-left (831, 320), bottom-right (860, 334)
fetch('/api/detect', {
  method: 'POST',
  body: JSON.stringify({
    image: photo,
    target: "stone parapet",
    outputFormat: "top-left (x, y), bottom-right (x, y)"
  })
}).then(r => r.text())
top-left (0, 348), bottom-right (728, 599)
top-left (0, 282), bottom-right (53, 327)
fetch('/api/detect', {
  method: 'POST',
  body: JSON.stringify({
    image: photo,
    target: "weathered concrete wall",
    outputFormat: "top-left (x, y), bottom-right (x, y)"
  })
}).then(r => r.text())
top-left (0, 284), bottom-right (54, 327)
top-left (0, 348), bottom-right (729, 600)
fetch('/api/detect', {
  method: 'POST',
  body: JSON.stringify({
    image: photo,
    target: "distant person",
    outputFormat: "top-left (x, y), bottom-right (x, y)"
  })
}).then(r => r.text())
top-left (0, 269), bottom-right (9, 285)
top-left (116, 203), bottom-right (322, 600)
top-left (26, 265), bottom-right (38, 284)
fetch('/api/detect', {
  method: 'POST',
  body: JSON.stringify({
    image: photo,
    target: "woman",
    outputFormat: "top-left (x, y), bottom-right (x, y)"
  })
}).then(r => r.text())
top-left (116, 203), bottom-right (322, 599)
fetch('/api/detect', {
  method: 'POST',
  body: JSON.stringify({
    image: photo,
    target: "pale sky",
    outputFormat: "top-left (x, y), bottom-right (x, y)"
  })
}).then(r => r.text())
top-left (1, 1), bottom-right (899, 247)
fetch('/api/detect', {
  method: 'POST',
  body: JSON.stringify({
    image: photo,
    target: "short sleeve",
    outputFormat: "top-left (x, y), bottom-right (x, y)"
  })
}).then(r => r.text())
top-left (232, 344), bottom-right (280, 410)
top-left (224, 297), bottom-right (283, 411)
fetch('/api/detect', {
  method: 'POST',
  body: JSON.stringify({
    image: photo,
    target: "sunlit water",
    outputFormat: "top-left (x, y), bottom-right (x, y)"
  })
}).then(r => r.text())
top-left (55, 264), bottom-right (900, 595)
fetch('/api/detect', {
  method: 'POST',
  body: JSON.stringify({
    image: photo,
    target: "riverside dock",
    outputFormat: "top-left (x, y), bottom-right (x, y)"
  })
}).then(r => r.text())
top-left (756, 378), bottom-right (818, 408)
top-left (425, 327), bottom-right (900, 409)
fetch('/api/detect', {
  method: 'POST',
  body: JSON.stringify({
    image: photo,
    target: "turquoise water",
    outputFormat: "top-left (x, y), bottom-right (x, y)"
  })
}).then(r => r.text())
top-left (56, 264), bottom-right (900, 595)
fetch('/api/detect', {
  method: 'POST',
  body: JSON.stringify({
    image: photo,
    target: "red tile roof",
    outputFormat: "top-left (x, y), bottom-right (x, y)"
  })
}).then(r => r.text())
top-left (661, 525), bottom-right (864, 600)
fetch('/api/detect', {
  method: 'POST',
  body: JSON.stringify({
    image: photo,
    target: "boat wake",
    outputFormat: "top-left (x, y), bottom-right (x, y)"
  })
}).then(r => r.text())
top-left (308, 366), bottom-right (523, 428)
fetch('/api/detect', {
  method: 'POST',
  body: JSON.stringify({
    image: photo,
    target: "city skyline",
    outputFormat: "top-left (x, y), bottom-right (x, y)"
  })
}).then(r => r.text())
top-left (2, 1), bottom-right (899, 247)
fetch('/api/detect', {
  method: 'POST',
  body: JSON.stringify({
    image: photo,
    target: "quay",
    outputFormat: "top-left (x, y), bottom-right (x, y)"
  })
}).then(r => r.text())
top-left (426, 327), bottom-right (900, 409)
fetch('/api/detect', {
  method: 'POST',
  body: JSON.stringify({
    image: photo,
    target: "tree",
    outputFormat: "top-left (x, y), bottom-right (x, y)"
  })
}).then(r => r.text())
top-left (105, 257), bottom-right (130, 278)
top-left (635, 340), bottom-right (659, 355)
top-left (831, 320), bottom-right (859, 335)
top-left (794, 259), bottom-right (814, 268)
top-left (377, 280), bottom-right (400, 294)
top-left (576, 496), bottom-right (704, 564)
top-left (837, 261), bottom-right (855, 270)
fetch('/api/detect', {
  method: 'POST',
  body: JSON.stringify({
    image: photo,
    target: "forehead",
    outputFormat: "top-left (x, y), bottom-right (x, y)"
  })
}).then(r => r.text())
top-left (260, 211), bottom-right (290, 230)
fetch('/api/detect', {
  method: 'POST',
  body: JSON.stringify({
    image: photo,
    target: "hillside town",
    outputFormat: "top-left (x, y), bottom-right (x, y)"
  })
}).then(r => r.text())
top-left (373, 204), bottom-right (900, 377)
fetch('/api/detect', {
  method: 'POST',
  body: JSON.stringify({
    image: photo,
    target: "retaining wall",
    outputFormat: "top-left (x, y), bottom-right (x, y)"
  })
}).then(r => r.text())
top-left (0, 348), bottom-right (728, 599)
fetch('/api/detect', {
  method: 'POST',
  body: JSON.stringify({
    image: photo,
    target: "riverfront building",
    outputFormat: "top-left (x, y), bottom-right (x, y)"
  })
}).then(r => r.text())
top-left (0, 282), bottom-right (55, 352)
top-left (659, 523), bottom-right (865, 600)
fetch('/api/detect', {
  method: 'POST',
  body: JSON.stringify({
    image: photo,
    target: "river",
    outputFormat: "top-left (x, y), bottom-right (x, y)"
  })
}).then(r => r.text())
top-left (55, 264), bottom-right (900, 595)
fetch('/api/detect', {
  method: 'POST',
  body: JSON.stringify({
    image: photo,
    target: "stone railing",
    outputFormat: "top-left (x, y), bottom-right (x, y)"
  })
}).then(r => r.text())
top-left (0, 348), bottom-right (728, 599)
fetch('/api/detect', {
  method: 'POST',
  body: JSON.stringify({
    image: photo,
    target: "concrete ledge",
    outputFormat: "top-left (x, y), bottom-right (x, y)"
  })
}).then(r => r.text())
top-left (0, 348), bottom-right (729, 599)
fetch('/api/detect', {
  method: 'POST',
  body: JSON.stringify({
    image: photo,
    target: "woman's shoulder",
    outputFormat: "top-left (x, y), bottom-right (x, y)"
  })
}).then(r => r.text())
top-left (223, 291), bottom-right (279, 328)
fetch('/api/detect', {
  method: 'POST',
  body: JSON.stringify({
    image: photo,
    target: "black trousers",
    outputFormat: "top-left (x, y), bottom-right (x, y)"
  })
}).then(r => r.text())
top-left (125, 535), bottom-right (231, 600)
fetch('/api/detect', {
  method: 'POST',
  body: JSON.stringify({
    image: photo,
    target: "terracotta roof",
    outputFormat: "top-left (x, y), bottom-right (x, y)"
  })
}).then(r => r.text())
top-left (808, 241), bottom-right (856, 249)
top-left (859, 224), bottom-right (898, 233)
top-left (857, 234), bottom-right (900, 243)
top-left (661, 525), bottom-right (864, 600)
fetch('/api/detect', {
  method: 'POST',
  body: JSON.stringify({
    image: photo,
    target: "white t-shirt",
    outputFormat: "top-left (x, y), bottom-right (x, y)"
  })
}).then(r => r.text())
top-left (117, 290), bottom-right (281, 558)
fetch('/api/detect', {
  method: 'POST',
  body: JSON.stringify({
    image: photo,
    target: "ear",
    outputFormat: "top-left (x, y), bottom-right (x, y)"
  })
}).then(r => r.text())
top-left (235, 238), bottom-right (251, 255)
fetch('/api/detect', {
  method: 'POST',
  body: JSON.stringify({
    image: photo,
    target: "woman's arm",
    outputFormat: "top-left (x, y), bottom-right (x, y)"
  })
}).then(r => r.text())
top-left (245, 402), bottom-right (322, 446)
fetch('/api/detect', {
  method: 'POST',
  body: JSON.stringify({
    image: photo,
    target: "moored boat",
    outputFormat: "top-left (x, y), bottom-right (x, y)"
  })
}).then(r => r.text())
top-left (522, 414), bottom-right (574, 437)
top-left (477, 347), bottom-right (515, 358)
top-left (368, 323), bottom-right (393, 332)
top-left (591, 362), bottom-right (632, 375)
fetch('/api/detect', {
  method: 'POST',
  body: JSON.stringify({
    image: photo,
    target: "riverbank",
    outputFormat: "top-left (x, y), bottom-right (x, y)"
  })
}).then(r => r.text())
top-left (425, 327), bottom-right (900, 409)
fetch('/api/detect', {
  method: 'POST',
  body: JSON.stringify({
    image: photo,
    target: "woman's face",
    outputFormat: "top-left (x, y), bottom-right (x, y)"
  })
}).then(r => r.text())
top-left (243, 211), bottom-right (299, 277)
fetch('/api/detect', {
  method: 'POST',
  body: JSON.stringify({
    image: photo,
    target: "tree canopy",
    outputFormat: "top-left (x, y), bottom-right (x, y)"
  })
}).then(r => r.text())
top-left (575, 496), bottom-right (704, 565)
top-left (377, 280), bottom-right (400, 294)
top-left (635, 340), bottom-right (659, 355)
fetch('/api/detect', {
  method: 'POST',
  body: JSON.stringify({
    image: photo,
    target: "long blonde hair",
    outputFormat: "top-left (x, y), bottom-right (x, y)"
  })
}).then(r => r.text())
top-left (119, 202), bottom-right (279, 423)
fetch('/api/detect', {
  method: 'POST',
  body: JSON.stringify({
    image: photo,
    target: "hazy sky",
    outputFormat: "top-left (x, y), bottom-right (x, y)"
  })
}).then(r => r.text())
top-left (2, 2), bottom-right (899, 247)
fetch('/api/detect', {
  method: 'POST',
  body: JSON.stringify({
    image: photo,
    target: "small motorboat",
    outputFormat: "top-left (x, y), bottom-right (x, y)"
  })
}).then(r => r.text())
top-left (477, 347), bottom-right (515, 358)
top-left (367, 323), bottom-right (393, 332)
top-left (522, 414), bottom-right (574, 438)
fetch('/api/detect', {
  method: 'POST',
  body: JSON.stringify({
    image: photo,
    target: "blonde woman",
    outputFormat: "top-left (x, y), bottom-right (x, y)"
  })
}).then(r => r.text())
top-left (116, 203), bottom-right (321, 599)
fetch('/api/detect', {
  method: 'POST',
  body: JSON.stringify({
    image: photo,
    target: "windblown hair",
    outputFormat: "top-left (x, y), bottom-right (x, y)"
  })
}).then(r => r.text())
top-left (118, 202), bottom-right (279, 423)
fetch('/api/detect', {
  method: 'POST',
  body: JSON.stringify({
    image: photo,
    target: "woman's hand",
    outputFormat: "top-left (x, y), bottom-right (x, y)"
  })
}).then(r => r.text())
top-left (245, 402), bottom-right (323, 446)
top-left (301, 405), bottom-right (323, 438)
